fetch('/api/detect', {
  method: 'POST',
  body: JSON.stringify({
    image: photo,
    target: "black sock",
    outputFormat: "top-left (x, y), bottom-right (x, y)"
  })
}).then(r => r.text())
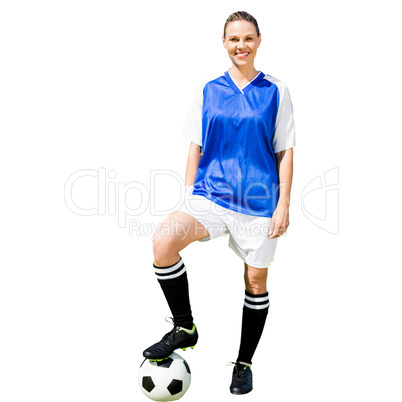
top-left (153, 257), bottom-right (194, 331)
top-left (237, 289), bottom-right (270, 365)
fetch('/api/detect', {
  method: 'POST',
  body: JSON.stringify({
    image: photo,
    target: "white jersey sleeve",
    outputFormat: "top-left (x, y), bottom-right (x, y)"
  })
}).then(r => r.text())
top-left (181, 80), bottom-right (204, 147)
top-left (272, 83), bottom-right (296, 153)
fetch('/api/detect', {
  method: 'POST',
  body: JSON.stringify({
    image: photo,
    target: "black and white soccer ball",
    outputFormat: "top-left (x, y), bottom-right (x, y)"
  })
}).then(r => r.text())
top-left (138, 352), bottom-right (191, 401)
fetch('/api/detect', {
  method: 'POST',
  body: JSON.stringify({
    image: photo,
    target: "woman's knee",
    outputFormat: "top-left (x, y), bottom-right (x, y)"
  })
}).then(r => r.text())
top-left (244, 266), bottom-right (268, 294)
top-left (152, 235), bottom-right (180, 266)
top-left (153, 235), bottom-right (171, 258)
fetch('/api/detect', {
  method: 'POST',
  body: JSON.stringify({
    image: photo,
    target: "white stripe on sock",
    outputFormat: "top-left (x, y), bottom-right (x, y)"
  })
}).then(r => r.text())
top-left (245, 294), bottom-right (269, 303)
top-left (156, 266), bottom-right (187, 280)
top-left (154, 259), bottom-right (184, 275)
top-left (244, 301), bottom-right (270, 310)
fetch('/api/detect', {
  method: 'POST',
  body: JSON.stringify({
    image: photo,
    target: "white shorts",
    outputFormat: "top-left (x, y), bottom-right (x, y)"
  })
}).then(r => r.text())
top-left (177, 190), bottom-right (278, 268)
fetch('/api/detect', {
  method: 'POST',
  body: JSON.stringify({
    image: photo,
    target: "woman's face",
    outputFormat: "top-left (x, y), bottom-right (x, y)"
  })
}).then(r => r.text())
top-left (222, 20), bottom-right (261, 68)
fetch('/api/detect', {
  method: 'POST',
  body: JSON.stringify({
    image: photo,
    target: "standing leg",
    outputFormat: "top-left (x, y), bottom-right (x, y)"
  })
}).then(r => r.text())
top-left (237, 263), bottom-right (269, 365)
top-left (230, 263), bottom-right (269, 395)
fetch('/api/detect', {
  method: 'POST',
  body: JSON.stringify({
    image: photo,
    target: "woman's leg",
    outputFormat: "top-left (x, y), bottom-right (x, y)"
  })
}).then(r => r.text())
top-left (153, 210), bottom-right (210, 325)
top-left (237, 263), bottom-right (270, 365)
top-left (152, 210), bottom-right (210, 327)
top-left (143, 211), bottom-right (210, 359)
top-left (244, 264), bottom-right (268, 295)
top-left (152, 210), bottom-right (210, 266)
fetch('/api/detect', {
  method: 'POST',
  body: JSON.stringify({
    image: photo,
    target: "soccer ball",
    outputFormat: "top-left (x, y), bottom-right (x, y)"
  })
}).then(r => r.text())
top-left (138, 352), bottom-right (191, 401)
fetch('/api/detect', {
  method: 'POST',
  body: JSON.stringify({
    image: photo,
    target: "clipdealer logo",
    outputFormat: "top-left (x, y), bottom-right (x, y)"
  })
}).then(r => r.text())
top-left (63, 167), bottom-right (278, 237)
top-left (64, 166), bottom-right (340, 237)
top-left (64, 168), bottom-right (188, 229)
top-left (301, 167), bottom-right (339, 234)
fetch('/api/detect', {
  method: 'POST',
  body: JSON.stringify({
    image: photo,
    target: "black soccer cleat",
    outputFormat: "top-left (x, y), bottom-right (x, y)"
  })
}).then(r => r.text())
top-left (229, 361), bottom-right (253, 395)
top-left (143, 320), bottom-right (198, 360)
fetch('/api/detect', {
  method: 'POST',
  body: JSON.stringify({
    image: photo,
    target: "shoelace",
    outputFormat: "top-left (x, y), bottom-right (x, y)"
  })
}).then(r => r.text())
top-left (165, 316), bottom-right (175, 325)
top-left (227, 361), bottom-right (248, 380)
top-left (160, 317), bottom-right (180, 342)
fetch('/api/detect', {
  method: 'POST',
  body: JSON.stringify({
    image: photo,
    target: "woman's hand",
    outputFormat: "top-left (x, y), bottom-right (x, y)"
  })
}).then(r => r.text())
top-left (268, 201), bottom-right (290, 239)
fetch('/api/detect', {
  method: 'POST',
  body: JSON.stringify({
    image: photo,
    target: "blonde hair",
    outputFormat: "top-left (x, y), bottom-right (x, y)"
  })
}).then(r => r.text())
top-left (223, 11), bottom-right (260, 39)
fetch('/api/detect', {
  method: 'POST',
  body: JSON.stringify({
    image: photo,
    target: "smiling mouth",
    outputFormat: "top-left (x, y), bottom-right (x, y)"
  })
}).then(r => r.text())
top-left (236, 52), bottom-right (250, 58)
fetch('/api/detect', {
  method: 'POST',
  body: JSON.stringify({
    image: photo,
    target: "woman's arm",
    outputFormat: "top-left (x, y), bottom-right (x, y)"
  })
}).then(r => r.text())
top-left (268, 148), bottom-right (294, 239)
top-left (184, 142), bottom-right (203, 186)
top-left (275, 148), bottom-right (294, 207)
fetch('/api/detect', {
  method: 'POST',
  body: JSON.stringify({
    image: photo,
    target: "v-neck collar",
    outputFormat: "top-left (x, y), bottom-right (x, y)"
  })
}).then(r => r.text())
top-left (224, 70), bottom-right (264, 95)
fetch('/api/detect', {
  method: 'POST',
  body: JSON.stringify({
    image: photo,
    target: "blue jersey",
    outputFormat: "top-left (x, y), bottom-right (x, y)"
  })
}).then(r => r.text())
top-left (182, 70), bottom-right (296, 218)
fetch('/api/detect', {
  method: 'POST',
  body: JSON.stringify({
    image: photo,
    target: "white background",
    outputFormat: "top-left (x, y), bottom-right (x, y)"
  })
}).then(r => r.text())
top-left (1, 1), bottom-right (401, 401)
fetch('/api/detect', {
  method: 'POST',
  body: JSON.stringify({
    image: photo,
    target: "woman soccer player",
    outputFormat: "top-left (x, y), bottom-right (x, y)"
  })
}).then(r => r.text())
top-left (143, 11), bottom-right (296, 395)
